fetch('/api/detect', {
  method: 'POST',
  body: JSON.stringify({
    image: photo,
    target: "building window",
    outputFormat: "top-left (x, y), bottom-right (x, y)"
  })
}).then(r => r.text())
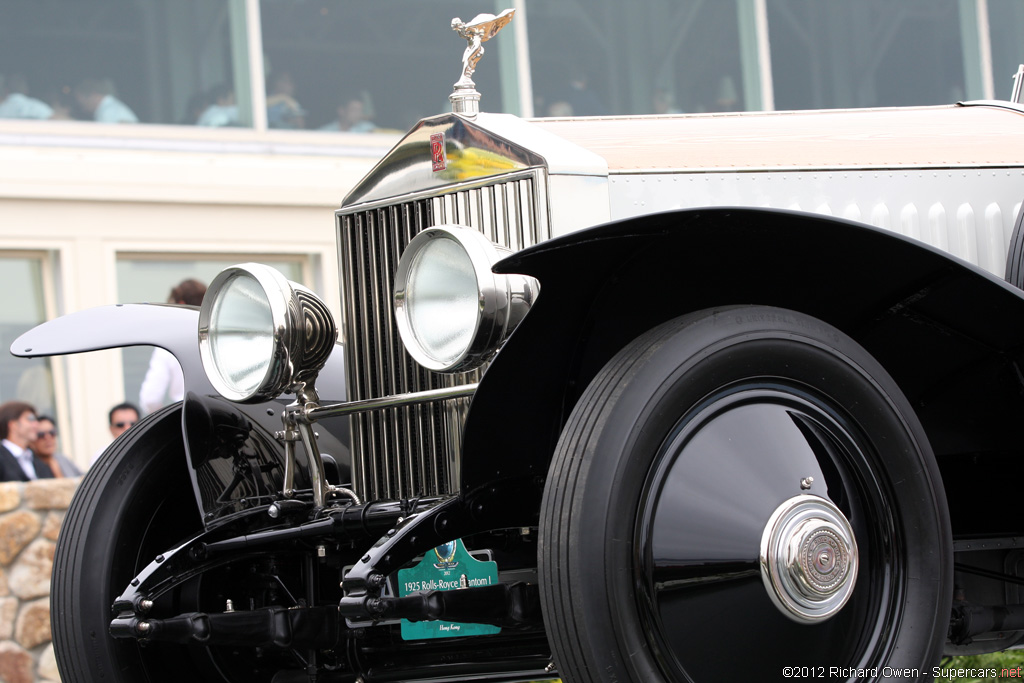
top-left (988, 0), bottom-right (1024, 100)
top-left (0, 0), bottom-right (248, 127)
top-left (116, 254), bottom-right (307, 414)
top-left (258, 1), bottom-right (512, 133)
top-left (767, 0), bottom-right (968, 110)
top-left (526, 0), bottom-right (751, 116)
top-left (0, 253), bottom-right (59, 418)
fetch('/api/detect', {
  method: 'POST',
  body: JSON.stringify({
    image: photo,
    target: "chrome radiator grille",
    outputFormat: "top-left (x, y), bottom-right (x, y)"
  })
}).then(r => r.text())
top-left (339, 173), bottom-right (547, 501)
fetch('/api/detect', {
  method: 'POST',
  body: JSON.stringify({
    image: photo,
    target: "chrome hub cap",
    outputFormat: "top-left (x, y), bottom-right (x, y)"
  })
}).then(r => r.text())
top-left (760, 495), bottom-right (858, 623)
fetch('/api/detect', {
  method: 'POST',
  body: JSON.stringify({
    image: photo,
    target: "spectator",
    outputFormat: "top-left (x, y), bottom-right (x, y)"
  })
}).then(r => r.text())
top-left (320, 96), bottom-right (376, 133)
top-left (74, 77), bottom-right (138, 124)
top-left (108, 403), bottom-right (139, 440)
top-left (181, 90), bottom-right (211, 125)
top-left (196, 84), bottom-right (239, 127)
top-left (546, 101), bottom-right (574, 117)
top-left (0, 74), bottom-right (54, 120)
top-left (139, 278), bottom-right (206, 415)
top-left (714, 75), bottom-right (740, 112)
top-left (652, 88), bottom-right (682, 115)
top-left (28, 415), bottom-right (80, 478)
top-left (91, 402), bottom-right (139, 465)
top-left (266, 71), bottom-right (305, 129)
top-left (0, 401), bottom-right (54, 481)
top-left (563, 67), bottom-right (607, 116)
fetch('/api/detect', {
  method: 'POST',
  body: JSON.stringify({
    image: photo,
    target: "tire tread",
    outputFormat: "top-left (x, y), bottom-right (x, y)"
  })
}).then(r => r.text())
top-left (540, 316), bottom-right (693, 682)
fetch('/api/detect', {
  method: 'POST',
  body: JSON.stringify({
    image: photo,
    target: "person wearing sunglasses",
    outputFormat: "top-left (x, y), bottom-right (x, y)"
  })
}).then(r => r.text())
top-left (91, 402), bottom-right (140, 466)
top-left (0, 400), bottom-right (54, 481)
top-left (28, 415), bottom-right (81, 479)
top-left (108, 403), bottom-right (140, 440)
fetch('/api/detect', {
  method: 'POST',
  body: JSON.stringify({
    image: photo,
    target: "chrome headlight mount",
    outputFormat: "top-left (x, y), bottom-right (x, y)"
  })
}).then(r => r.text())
top-left (198, 263), bottom-right (337, 403)
top-left (394, 225), bottom-right (539, 373)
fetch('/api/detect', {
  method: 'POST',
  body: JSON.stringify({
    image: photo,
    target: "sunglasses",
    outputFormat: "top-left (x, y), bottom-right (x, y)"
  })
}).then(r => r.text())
top-left (37, 429), bottom-right (58, 438)
top-left (113, 421), bottom-right (137, 429)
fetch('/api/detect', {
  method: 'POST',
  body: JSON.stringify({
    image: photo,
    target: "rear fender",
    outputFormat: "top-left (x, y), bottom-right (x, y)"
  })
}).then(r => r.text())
top-left (462, 207), bottom-right (1024, 533)
top-left (11, 303), bottom-right (350, 528)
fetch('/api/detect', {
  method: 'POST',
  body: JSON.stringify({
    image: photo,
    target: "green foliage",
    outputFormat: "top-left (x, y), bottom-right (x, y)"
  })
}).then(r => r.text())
top-left (940, 651), bottom-right (1024, 682)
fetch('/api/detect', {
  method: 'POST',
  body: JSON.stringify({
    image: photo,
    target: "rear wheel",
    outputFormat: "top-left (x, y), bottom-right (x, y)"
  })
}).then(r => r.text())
top-left (539, 306), bottom-right (952, 682)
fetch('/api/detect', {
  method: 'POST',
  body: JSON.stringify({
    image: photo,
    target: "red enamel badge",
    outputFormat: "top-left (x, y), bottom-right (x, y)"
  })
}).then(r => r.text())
top-left (430, 132), bottom-right (446, 172)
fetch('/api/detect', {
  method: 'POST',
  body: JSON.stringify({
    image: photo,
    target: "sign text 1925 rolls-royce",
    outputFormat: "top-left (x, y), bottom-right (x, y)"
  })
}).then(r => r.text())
top-left (13, 9), bottom-right (1024, 683)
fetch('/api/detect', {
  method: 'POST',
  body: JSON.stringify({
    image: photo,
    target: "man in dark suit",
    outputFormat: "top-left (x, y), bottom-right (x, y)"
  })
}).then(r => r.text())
top-left (0, 401), bottom-right (54, 482)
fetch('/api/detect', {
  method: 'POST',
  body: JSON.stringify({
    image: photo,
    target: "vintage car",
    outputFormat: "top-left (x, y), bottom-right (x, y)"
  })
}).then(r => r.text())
top-left (13, 10), bottom-right (1024, 683)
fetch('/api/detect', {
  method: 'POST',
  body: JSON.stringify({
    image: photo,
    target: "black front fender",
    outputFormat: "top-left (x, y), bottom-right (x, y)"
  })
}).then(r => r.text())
top-left (461, 207), bottom-right (1024, 499)
top-left (11, 303), bottom-right (350, 528)
top-left (11, 303), bottom-right (214, 393)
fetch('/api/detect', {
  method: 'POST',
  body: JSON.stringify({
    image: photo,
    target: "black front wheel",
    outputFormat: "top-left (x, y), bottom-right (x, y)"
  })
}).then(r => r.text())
top-left (51, 408), bottom-right (283, 682)
top-left (539, 306), bottom-right (952, 682)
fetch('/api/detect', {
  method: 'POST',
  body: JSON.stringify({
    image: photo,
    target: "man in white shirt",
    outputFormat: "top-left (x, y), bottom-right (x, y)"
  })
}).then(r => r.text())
top-left (139, 347), bottom-right (184, 415)
top-left (0, 401), bottom-right (54, 482)
top-left (139, 278), bottom-right (206, 415)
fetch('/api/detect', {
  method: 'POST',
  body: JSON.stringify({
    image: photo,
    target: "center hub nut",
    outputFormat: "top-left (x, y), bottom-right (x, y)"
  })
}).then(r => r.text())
top-left (788, 520), bottom-right (851, 596)
top-left (760, 495), bottom-right (858, 623)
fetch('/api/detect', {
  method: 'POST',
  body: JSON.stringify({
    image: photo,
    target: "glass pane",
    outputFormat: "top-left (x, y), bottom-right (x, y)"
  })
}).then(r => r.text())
top-left (527, 0), bottom-right (747, 116)
top-left (0, 257), bottom-right (57, 417)
top-left (767, 0), bottom-right (967, 110)
top-left (258, 0), bottom-right (509, 133)
top-left (116, 256), bottom-right (304, 414)
top-left (989, 1), bottom-right (1024, 101)
top-left (0, 0), bottom-right (246, 127)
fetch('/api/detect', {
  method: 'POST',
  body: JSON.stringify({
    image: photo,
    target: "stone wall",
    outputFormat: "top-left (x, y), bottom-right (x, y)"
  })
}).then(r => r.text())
top-left (0, 479), bottom-right (79, 683)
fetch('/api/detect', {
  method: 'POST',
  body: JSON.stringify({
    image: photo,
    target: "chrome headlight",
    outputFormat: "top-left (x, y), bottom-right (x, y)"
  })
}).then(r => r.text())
top-left (394, 225), bottom-right (539, 373)
top-left (199, 263), bottom-right (336, 402)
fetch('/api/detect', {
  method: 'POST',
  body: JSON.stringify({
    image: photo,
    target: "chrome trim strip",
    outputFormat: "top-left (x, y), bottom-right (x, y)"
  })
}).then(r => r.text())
top-left (307, 384), bottom-right (479, 420)
top-left (339, 169), bottom-right (545, 215)
top-left (957, 99), bottom-right (1024, 115)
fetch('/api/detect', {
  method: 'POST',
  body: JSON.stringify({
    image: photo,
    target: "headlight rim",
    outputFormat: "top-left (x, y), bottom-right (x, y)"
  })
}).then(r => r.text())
top-left (198, 263), bottom-right (299, 403)
top-left (394, 224), bottom-right (535, 373)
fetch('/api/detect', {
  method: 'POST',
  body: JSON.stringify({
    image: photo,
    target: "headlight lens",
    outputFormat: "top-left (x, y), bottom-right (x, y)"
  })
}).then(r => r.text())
top-left (199, 263), bottom-right (336, 402)
top-left (404, 235), bottom-right (479, 368)
top-left (205, 270), bottom-right (277, 399)
top-left (394, 225), bottom-right (539, 373)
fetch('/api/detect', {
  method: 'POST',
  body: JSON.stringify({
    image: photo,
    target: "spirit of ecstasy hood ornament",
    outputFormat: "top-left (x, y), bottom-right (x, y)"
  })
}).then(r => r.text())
top-left (449, 8), bottom-right (515, 117)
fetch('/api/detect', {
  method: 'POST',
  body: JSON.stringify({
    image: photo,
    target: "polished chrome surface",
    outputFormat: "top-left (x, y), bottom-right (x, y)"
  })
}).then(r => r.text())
top-left (760, 495), bottom-right (859, 624)
top-left (342, 114), bottom-right (546, 209)
top-left (307, 384), bottom-right (479, 420)
top-left (198, 263), bottom-right (338, 403)
top-left (297, 417), bottom-right (328, 508)
top-left (339, 173), bottom-right (548, 501)
top-left (393, 225), bottom-right (539, 372)
top-left (449, 9), bottom-right (515, 116)
top-left (199, 263), bottom-right (295, 403)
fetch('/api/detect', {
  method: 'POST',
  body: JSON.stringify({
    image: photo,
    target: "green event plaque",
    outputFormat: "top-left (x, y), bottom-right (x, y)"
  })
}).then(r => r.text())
top-left (397, 539), bottom-right (501, 640)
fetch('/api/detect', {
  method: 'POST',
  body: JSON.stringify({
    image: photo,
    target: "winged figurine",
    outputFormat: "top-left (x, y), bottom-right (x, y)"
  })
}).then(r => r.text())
top-left (451, 8), bottom-right (515, 88)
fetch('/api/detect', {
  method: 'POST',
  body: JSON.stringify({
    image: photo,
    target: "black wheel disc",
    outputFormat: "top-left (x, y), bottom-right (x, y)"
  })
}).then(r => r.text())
top-left (636, 386), bottom-right (896, 680)
top-left (538, 306), bottom-right (951, 683)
